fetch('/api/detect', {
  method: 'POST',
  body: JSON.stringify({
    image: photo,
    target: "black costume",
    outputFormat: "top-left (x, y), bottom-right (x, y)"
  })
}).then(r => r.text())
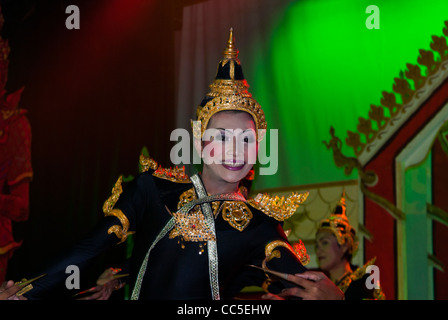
top-left (25, 161), bottom-right (308, 299)
top-left (24, 30), bottom-right (310, 299)
top-left (337, 261), bottom-right (385, 300)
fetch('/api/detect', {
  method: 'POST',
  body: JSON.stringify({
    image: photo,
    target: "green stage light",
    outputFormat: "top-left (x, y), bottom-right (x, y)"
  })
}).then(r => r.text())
top-left (251, 0), bottom-right (448, 190)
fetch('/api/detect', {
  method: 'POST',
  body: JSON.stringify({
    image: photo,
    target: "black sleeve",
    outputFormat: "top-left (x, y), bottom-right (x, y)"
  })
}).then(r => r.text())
top-left (24, 174), bottom-right (151, 300)
top-left (222, 222), bottom-right (308, 298)
top-left (23, 216), bottom-right (124, 299)
top-left (113, 173), bottom-right (151, 232)
top-left (262, 237), bottom-right (308, 295)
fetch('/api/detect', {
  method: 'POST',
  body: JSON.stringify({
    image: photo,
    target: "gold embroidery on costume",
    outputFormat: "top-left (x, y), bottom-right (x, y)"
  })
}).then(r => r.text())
top-left (152, 165), bottom-right (191, 183)
top-left (336, 257), bottom-right (386, 300)
top-left (102, 175), bottom-right (123, 214)
top-left (102, 176), bottom-right (134, 244)
top-left (259, 239), bottom-right (310, 291)
top-left (172, 187), bottom-right (253, 235)
top-left (139, 153), bottom-right (191, 183)
top-left (292, 240), bottom-right (310, 266)
top-left (105, 209), bottom-right (135, 244)
top-left (221, 201), bottom-right (253, 232)
top-left (247, 192), bottom-right (309, 221)
top-left (177, 188), bottom-right (201, 210)
top-left (169, 188), bottom-right (217, 245)
top-left (373, 285), bottom-right (386, 300)
top-left (263, 239), bottom-right (310, 267)
top-left (169, 209), bottom-right (216, 244)
top-left (336, 259), bottom-right (371, 293)
top-left (139, 154), bottom-right (158, 173)
top-left (176, 187), bottom-right (221, 217)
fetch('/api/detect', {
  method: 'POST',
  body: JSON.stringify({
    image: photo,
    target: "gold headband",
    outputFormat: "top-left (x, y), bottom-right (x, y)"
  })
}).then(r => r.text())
top-left (192, 28), bottom-right (267, 142)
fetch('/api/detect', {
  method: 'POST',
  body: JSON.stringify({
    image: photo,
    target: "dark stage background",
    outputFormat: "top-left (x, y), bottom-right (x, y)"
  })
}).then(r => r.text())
top-left (1, 0), bottom-right (192, 290)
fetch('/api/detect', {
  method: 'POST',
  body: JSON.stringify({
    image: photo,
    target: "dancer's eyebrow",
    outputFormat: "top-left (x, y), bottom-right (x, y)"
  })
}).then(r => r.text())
top-left (215, 128), bottom-right (232, 133)
top-left (215, 128), bottom-right (255, 134)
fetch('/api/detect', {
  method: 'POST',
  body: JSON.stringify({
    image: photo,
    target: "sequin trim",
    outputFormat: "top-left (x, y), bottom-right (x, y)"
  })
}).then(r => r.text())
top-left (191, 174), bottom-right (220, 300)
top-left (131, 217), bottom-right (175, 300)
top-left (247, 192), bottom-right (309, 221)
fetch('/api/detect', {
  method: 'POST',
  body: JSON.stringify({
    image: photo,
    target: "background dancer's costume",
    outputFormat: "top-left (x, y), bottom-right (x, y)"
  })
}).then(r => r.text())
top-left (24, 30), bottom-right (309, 300)
top-left (0, 11), bottom-right (32, 284)
top-left (317, 194), bottom-right (385, 300)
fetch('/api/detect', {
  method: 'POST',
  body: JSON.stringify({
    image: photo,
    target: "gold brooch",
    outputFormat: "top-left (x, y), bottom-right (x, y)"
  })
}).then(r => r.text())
top-left (221, 201), bottom-right (253, 231)
top-left (169, 210), bottom-right (216, 244)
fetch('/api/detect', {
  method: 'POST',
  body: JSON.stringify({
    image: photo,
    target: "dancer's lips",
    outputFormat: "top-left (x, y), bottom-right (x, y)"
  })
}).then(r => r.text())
top-left (221, 160), bottom-right (245, 171)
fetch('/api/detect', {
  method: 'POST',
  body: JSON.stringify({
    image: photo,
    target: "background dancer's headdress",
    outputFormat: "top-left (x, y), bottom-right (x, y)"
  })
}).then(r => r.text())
top-left (317, 192), bottom-right (358, 255)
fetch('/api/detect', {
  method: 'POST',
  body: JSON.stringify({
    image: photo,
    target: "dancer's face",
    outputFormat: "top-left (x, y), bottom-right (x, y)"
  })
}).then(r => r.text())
top-left (315, 230), bottom-right (349, 272)
top-left (198, 111), bottom-right (257, 185)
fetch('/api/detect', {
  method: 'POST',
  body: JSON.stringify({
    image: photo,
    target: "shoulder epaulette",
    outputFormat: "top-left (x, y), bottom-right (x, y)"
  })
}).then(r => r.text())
top-left (153, 166), bottom-right (191, 183)
top-left (139, 153), bottom-right (191, 183)
top-left (247, 192), bottom-right (309, 221)
top-left (139, 154), bottom-right (158, 173)
top-left (102, 175), bottom-right (123, 214)
top-left (347, 257), bottom-right (386, 299)
top-left (338, 257), bottom-right (377, 292)
top-left (351, 257), bottom-right (377, 281)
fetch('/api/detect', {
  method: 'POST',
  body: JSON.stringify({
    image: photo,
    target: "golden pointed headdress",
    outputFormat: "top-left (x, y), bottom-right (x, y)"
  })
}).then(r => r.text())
top-left (317, 192), bottom-right (358, 255)
top-left (192, 28), bottom-right (267, 142)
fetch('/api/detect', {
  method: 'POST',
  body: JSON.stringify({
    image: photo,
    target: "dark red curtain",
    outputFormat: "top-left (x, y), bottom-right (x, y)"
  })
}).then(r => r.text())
top-left (2, 0), bottom-right (179, 285)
